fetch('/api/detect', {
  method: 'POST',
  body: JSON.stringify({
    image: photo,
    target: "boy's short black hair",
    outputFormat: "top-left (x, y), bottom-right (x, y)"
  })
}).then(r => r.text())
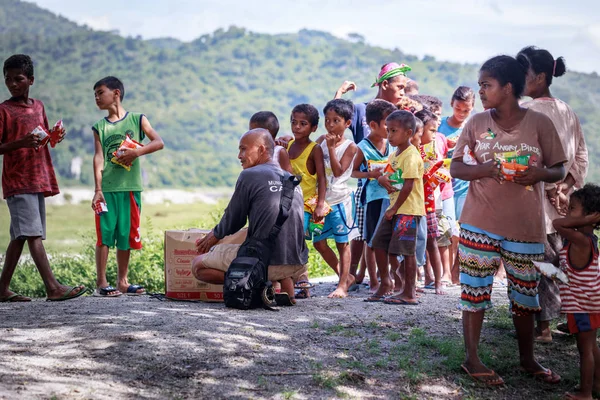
top-left (451, 86), bottom-right (476, 106)
top-left (386, 110), bottom-right (416, 134)
top-left (408, 94), bottom-right (442, 112)
top-left (571, 184), bottom-right (600, 215)
top-left (94, 76), bottom-right (125, 101)
top-left (480, 55), bottom-right (529, 98)
top-left (291, 104), bottom-right (320, 127)
top-left (366, 99), bottom-right (397, 124)
top-left (414, 117), bottom-right (424, 132)
top-left (414, 109), bottom-right (437, 127)
top-left (3, 54), bottom-right (34, 78)
top-left (323, 98), bottom-right (354, 121)
top-left (250, 111), bottom-right (280, 138)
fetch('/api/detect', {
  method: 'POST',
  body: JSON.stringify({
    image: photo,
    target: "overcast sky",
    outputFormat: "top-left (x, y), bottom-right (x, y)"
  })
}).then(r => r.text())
top-left (31, 0), bottom-right (600, 74)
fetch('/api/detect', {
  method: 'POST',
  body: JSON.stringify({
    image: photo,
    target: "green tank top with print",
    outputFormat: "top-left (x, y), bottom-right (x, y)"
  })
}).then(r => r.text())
top-left (93, 112), bottom-right (146, 192)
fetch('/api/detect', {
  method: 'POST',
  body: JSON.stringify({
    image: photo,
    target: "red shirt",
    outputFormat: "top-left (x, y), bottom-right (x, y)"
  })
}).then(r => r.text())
top-left (0, 99), bottom-right (59, 199)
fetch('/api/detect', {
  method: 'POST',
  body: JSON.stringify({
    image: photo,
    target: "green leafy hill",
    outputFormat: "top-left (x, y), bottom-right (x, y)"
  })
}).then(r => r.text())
top-left (1, 0), bottom-right (600, 188)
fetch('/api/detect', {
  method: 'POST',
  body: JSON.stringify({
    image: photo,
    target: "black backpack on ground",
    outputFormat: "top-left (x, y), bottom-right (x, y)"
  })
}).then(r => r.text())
top-left (223, 173), bottom-right (299, 310)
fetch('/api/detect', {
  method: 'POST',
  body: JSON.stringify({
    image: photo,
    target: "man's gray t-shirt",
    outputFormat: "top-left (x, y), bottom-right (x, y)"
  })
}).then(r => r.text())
top-left (213, 162), bottom-right (308, 265)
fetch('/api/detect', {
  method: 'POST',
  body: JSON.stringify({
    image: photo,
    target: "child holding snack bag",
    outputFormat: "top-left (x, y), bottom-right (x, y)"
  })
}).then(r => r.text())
top-left (352, 99), bottom-right (398, 294)
top-left (0, 54), bottom-right (86, 302)
top-left (91, 76), bottom-right (164, 297)
top-left (287, 104), bottom-right (327, 299)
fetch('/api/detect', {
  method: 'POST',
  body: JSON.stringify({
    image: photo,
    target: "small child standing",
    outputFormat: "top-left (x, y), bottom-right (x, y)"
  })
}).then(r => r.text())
top-left (415, 109), bottom-right (446, 295)
top-left (0, 54), bottom-right (86, 302)
top-left (287, 104), bottom-right (327, 299)
top-left (249, 111), bottom-right (293, 173)
top-left (92, 76), bottom-right (164, 297)
top-left (553, 184), bottom-right (600, 400)
top-left (369, 110), bottom-right (425, 304)
top-left (314, 99), bottom-right (359, 298)
top-left (352, 99), bottom-right (398, 294)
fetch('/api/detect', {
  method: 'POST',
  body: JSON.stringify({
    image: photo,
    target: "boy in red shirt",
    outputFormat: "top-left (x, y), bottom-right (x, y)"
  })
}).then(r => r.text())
top-left (0, 54), bottom-right (86, 302)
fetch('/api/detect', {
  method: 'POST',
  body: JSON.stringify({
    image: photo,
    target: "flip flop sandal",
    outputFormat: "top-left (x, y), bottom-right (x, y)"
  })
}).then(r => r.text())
top-left (92, 286), bottom-right (122, 297)
top-left (46, 285), bottom-right (87, 302)
top-left (295, 289), bottom-right (310, 299)
top-left (0, 293), bottom-right (32, 302)
top-left (364, 295), bottom-right (386, 303)
top-left (294, 280), bottom-right (315, 290)
top-left (523, 368), bottom-right (561, 384)
top-left (461, 364), bottom-right (505, 386)
top-left (423, 283), bottom-right (436, 289)
top-left (124, 284), bottom-right (146, 296)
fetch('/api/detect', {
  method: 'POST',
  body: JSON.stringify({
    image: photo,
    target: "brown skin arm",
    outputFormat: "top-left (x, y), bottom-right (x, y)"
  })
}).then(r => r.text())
top-left (513, 163), bottom-right (566, 186)
top-left (384, 178), bottom-right (415, 220)
top-left (91, 132), bottom-right (105, 206)
top-left (277, 147), bottom-right (293, 173)
top-left (450, 159), bottom-right (501, 182)
top-left (328, 140), bottom-right (357, 178)
top-left (312, 145), bottom-right (328, 220)
top-left (553, 213), bottom-right (600, 268)
top-left (116, 115), bottom-right (165, 165)
top-left (0, 132), bottom-right (40, 154)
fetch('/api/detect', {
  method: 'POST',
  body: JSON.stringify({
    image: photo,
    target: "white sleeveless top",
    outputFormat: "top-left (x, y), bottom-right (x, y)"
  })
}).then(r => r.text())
top-left (273, 145), bottom-right (284, 165)
top-left (321, 139), bottom-right (354, 205)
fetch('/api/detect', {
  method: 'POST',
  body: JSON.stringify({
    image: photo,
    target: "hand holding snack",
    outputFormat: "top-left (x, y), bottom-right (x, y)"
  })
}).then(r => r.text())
top-left (20, 131), bottom-right (42, 149)
top-left (91, 190), bottom-right (105, 211)
top-left (31, 126), bottom-right (50, 150)
top-left (305, 195), bottom-right (331, 221)
top-left (513, 165), bottom-right (544, 188)
top-left (378, 172), bottom-right (397, 194)
top-left (111, 136), bottom-right (144, 171)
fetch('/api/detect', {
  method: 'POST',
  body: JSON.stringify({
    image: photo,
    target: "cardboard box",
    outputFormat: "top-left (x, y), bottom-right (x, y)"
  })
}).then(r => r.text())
top-left (164, 228), bottom-right (247, 301)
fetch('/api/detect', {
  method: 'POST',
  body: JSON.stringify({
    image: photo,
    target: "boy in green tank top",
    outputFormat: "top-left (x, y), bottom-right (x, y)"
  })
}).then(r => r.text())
top-left (91, 76), bottom-right (164, 297)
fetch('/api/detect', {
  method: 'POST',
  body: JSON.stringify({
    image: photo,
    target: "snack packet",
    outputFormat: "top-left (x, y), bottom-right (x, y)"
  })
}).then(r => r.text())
top-left (463, 145), bottom-right (478, 166)
top-left (304, 195), bottom-right (332, 216)
top-left (533, 261), bottom-right (569, 285)
top-left (384, 164), bottom-right (404, 190)
top-left (49, 120), bottom-right (65, 148)
top-left (308, 218), bottom-right (325, 236)
top-left (93, 201), bottom-right (108, 216)
top-left (496, 152), bottom-right (533, 191)
top-left (367, 159), bottom-right (388, 179)
top-left (111, 136), bottom-right (144, 171)
top-left (31, 126), bottom-right (50, 150)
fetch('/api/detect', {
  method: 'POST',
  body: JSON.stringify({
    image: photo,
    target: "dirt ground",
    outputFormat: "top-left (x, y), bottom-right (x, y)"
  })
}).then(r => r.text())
top-left (0, 281), bottom-right (578, 400)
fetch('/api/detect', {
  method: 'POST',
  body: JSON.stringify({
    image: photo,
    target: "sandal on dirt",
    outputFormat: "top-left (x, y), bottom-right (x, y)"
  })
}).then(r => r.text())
top-left (46, 285), bottom-right (87, 302)
top-left (93, 286), bottom-right (122, 297)
top-left (383, 297), bottom-right (419, 305)
top-left (364, 295), bottom-right (386, 303)
top-left (0, 293), bottom-right (32, 302)
top-left (461, 364), bottom-right (505, 386)
top-left (123, 284), bottom-right (146, 296)
top-left (275, 293), bottom-right (296, 306)
top-left (294, 280), bottom-right (315, 290)
top-left (523, 368), bottom-right (561, 384)
top-left (295, 288), bottom-right (310, 299)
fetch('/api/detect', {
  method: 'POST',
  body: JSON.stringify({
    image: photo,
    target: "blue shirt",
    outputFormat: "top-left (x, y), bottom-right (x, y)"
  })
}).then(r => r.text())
top-left (438, 116), bottom-right (469, 198)
top-left (350, 102), bottom-right (370, 144)
top-left (357, 138), bottom-right (391, 203)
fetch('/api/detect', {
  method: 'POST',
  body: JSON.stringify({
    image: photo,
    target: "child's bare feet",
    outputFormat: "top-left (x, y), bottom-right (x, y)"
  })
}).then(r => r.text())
top-left (328, 287), bottom-right (348, 298)
top-left (435, 285), bottom-right (447, 295)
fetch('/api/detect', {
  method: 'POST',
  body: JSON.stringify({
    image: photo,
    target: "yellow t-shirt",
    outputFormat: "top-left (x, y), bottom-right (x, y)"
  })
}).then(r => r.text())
top-left (388, 145), bottom-right (425, 216)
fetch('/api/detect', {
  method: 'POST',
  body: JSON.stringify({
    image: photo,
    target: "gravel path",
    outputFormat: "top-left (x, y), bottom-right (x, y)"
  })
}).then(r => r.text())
top-left (0, 282), bottom-right (515, 399)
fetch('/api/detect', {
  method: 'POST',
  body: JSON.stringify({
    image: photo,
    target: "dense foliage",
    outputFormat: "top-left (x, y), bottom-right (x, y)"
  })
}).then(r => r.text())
top-left (1, 0), bottom-right (600, 188)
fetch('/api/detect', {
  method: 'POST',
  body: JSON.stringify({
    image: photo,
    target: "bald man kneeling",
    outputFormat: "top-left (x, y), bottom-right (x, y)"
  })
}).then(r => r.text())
top-left (192, 129), bottom-right (309, 303)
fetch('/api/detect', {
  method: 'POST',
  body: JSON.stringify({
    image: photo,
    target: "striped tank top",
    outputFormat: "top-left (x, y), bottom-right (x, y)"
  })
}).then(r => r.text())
top-left (559, 234), bottom-right (600, 313)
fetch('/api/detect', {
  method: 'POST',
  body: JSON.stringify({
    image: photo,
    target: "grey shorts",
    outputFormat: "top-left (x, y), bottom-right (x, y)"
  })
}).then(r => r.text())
top-left (7, 193), bottom-right (46, 240)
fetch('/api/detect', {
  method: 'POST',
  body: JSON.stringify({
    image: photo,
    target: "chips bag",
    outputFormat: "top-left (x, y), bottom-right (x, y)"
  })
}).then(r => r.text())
top-left (111, 136), bottom-right (144, 171)
top-left (304, 195), bottom-right (332, 216)
top-left (49, 120), bottom-right (65, 148)
top-left (93, 201), bottom-right (108, 216)
top-left (308, 219), bottom-right (325, 236)
top-left (384, 163), bottom-right (404, 190)
top-left (495, 152), bottom-right (533, 191)
top-left (367, 159), bottom-right (388, 179)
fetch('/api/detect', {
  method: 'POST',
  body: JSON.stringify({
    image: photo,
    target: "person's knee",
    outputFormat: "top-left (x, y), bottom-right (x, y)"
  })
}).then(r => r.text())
top-left (313, 240), bottom-right (327, 252)
top-left (191, 254), bottom-right (208, 280)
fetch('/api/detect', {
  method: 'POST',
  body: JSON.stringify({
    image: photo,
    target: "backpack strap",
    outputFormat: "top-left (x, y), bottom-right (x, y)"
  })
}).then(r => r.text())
top-left (268, 173), bottom-right (300, 243)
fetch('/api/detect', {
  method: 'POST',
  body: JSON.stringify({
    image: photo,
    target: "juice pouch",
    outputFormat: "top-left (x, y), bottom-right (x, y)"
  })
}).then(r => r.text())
top-left (49, 120), bottom-right (65, 148)
top-left (111, 136), bottom-right (144, 171)
top-left (309, 218), bottom-right (325, 236)
top-left (367, 159), bottom-right (388, 180)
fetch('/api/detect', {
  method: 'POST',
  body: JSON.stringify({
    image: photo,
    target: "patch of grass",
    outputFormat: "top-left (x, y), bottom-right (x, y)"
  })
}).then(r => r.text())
top-left (366, 339), bottom-right (381, 355)
top-left (310, 320), bottom-right (320, 329)
top-left (326, 324), bottom-right (346, 335)
top-left (486, 305), bottom-right (513, 330)
top-left (386, 331), bottom-right (401, 341)
top-left (281, 390), bottom-right (297, 400)
top-left (337, 358), bottom-right (367, 372)
top-left (312, 372), bottom-right (337, 389)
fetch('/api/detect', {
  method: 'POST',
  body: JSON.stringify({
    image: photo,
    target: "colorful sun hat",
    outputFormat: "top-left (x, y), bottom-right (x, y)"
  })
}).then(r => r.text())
top-left (371, 63), bottom-right (412, 87)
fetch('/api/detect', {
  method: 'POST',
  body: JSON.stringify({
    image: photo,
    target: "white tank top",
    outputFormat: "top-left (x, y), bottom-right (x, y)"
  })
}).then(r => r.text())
top-left (321, 139), bottom-right (354, 205)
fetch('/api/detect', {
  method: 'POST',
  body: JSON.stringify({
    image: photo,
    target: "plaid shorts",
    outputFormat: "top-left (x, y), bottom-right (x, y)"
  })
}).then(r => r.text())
top-left (353, 183), bottom-right (364, 241)
top-left (426, 211), bottom-right (439, 239)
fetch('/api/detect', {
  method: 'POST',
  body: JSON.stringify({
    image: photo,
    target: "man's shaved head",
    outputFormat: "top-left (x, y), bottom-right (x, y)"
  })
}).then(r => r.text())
top-left (238, 128), bottom-right (274, 169)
